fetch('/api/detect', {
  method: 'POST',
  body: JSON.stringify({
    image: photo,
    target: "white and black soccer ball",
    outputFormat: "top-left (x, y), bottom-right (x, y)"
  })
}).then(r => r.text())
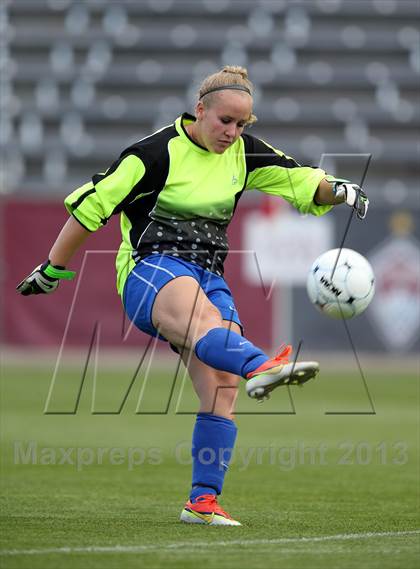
top-left (306, 248), bottom-right (375, 319)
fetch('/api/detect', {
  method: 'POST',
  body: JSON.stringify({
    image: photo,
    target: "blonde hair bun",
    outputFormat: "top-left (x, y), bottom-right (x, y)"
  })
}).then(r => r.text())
top-left (197, 65), bottom-right (257, 124)
top-left (221, 66), bottom-right (249, 80)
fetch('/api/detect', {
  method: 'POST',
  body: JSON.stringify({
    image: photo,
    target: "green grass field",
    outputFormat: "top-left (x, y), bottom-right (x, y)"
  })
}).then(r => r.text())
top-left (1, 356), bottom-right (419, 569)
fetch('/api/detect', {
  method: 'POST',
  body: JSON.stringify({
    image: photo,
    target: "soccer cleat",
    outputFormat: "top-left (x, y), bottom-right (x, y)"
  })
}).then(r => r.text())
top-left (246, 344), bottom-right (319, 401)
top-left (180, 494), bottom-right (241, 526)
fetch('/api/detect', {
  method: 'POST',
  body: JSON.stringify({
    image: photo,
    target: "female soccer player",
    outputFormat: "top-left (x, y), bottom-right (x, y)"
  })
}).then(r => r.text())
top-left (17, 66), bottom-right (368, 525)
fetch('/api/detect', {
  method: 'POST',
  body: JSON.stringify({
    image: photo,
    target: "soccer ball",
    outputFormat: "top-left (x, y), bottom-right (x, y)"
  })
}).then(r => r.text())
top-left (306, 248), bottom-right (375, 319)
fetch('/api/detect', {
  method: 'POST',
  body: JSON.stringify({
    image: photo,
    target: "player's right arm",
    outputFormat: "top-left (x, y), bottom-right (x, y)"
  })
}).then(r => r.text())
top-left (49, 216), bottom-right (91, 267)
top-left (17, 152), bottom-right (147, 296)
top-left (16, 215), bottom-right (92, 296)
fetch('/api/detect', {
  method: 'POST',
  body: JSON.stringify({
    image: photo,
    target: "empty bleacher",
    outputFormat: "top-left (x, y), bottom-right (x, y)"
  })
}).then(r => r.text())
top-left (2, 0), bottom-right (419, 203)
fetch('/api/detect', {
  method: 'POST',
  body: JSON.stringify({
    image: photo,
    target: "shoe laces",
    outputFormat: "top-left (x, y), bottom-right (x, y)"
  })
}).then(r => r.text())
top-left (193, 494), bottom-right (232, 519)
top-left (272, 343), bottom-right (292, 364)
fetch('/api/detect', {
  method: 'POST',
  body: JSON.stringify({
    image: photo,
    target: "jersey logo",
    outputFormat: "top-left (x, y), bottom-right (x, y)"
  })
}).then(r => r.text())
top-left (231, 175), bottom-right (238, 185)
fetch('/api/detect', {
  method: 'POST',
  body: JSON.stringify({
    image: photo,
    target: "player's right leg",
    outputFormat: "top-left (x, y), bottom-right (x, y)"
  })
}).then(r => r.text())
top-left (244, 345), bottom-right (319, 401)
top-left (151, 274), bottom-right (223, 349)
top-left (124, 255), bottom-right (318, 401)
top-left (152, 277), bottom-right (319, 401)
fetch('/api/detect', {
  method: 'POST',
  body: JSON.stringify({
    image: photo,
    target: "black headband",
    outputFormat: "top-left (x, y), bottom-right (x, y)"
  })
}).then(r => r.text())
top-left (200, 84), bottom-right (252, 98)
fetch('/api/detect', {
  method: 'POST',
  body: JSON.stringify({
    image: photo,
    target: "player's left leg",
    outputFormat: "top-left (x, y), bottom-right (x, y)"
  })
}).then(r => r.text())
top-left (179, 321), bottom-right (242, 526)
top-left (183, 346), bottom-right (240, 420)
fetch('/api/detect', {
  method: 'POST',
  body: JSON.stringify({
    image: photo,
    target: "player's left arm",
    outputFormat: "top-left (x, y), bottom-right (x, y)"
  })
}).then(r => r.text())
top-left (242, 134), bottom-right (368, 219)
top-left (314, 177), bottom-right (369, 220)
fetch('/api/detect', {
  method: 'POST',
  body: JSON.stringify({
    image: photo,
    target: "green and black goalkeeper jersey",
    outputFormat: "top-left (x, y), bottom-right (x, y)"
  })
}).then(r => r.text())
top-left (65, 113), bottom-right (332, 295)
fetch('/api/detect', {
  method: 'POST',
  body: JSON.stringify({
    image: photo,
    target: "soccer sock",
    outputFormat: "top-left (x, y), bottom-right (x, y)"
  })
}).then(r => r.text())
top-left (194, 327), bottom-right (268, 378)
top-left (190, 412), bottom-right (238, 502)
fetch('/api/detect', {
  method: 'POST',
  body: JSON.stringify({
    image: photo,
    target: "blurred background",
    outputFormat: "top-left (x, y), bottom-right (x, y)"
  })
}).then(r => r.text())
top-left (1, 0), bottom-right (419, 358)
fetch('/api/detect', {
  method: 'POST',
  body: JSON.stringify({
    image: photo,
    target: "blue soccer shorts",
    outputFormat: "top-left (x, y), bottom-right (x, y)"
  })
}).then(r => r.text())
top-left (123, 254), bottom-right (243, 341)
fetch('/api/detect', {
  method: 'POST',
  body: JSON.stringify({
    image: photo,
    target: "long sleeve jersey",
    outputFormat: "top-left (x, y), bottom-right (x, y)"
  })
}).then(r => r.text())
top-left (65, 113), bottom-right (332, 295)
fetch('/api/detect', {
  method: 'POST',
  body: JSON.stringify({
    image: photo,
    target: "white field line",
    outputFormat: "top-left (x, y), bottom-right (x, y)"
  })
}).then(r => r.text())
top-left (1, 530), bottom-right (419, 557)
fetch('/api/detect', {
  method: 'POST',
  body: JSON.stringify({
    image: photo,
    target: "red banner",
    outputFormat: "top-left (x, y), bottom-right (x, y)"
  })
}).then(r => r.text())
top-left (2, 200), bottom-right (273, 350)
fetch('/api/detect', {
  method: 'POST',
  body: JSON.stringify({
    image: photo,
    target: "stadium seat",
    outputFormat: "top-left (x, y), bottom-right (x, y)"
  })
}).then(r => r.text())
top-left (2, 0), bottom-right (418, 198)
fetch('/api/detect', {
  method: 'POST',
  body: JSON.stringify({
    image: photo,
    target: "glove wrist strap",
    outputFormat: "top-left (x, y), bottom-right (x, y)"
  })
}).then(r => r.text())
top-left (44, 263), bottom-right (76, 281)
top-left (324, 176), bottom-right (350, 204)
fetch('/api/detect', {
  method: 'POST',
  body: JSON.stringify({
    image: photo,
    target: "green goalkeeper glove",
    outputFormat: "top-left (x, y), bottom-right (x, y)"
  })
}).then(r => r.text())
top-left (16, 261), bottom-right (76, 296)
top-left (326, 176), bottom-right (369, 220)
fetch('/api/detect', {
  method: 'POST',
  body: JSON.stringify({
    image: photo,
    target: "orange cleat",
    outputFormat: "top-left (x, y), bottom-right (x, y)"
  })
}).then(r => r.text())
top-left (246, 344), bottom-right (319, 401)
top-left (180, 494), bottom-right (241, 526)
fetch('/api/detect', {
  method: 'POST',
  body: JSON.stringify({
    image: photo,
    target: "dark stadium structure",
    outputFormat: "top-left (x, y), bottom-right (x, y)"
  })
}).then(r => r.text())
top-left (2, 0), bottom-right (419, 206)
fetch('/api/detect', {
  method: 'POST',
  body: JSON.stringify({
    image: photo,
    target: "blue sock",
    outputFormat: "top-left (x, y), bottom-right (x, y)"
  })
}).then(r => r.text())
top-left (194, 328), bottom-right (268, 378)
top-left (190, 413), bottom-right (238, 502)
